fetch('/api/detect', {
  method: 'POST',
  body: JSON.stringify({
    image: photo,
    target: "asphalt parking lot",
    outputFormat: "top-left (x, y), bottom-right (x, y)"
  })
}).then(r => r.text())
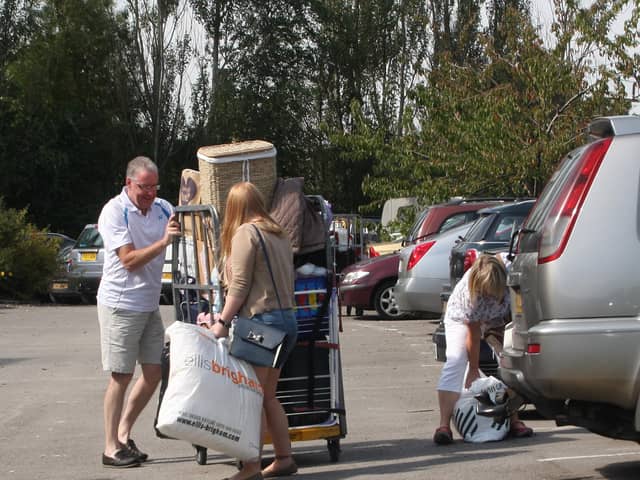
top-left (1, 303), bottom-right (639, 480)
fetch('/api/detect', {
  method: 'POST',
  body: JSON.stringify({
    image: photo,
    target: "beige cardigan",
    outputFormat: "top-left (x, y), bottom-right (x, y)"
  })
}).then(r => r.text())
top-left (226, 223), bottom-right (295, 318)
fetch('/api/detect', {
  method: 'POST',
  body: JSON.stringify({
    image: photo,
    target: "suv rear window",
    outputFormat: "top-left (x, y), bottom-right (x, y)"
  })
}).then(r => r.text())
top-left (75, 226), bottom-right (103, 249)
top-left (518, 146), bottom-right (588, 253)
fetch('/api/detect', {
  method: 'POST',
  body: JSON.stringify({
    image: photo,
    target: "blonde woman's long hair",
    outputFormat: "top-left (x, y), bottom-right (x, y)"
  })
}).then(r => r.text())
top-left (468, 254), bottom-right (507, 302)
top-left (220, 182), bottom-right (284, 259)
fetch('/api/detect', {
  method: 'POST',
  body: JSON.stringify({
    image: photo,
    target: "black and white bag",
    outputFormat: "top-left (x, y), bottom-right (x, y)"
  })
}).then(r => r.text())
top-left (452, 376), bottom-right (510, 443)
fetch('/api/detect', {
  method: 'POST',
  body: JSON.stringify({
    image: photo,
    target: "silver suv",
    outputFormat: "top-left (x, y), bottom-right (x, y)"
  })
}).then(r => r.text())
top-left (501, 115), bottom-right (640, 441)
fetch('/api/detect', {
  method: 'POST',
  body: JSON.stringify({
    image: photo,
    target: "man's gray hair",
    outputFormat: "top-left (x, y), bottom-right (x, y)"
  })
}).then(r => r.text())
top-left (126, 156), bottom-right (158, 179)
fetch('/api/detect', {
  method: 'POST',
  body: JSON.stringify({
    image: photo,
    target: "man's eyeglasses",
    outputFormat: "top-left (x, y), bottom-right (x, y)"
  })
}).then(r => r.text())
top-left (131, 180), bottom-right (160, 192)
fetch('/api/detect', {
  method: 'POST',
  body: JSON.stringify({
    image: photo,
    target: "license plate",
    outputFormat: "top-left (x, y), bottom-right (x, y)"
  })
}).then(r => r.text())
top-left (503, 324), bottom-right (513, 349)
top-left (52, 282), bottom-right (68, 290)
top-left (162, 272), bottom-right (172, 280)
top-left (81, 252), bottom-right (97, 262)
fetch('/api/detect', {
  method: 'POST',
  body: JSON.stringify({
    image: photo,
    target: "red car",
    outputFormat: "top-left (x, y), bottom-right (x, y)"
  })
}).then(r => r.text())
top-left (339, 197), bottom-right (516, 319)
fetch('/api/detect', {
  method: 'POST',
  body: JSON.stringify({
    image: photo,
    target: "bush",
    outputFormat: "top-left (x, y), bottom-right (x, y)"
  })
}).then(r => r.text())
top-left (0, 198), bottom-right (59, 301)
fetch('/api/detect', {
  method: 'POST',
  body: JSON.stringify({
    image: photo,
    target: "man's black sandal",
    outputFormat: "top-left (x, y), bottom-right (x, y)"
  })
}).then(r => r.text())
top-left (126, 439), bottom-right (149, 462)
top-left (102, 449), bottom-right (141, 468)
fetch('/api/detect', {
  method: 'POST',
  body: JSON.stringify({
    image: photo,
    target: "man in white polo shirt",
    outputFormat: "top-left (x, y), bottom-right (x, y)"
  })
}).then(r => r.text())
top-left (97, 156), bottom-right (180, 468)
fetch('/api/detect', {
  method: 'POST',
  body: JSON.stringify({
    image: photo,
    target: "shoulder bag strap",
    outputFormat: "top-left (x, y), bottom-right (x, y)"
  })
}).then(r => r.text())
top-left (251, 224), bottom-right (284, 311)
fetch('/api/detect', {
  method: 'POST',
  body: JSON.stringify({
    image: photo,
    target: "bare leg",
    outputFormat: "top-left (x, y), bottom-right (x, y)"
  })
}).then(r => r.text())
top-left (117, 363), bottom-right (161, 444)
top-left (437, 389), bottom-right (461, 428)
top-left (262, 367), bottom-right (296, 475)
top-left (104, 372), bottom-right (133, 456)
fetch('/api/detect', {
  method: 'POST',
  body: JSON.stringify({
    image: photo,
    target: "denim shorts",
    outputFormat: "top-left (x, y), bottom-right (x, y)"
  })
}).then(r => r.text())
top-left (251, 309), bottom-right (298, 368)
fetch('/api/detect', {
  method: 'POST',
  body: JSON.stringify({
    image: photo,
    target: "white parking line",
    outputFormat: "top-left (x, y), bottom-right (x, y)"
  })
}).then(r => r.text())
top-left (538, 451), bottom-right (640, 462)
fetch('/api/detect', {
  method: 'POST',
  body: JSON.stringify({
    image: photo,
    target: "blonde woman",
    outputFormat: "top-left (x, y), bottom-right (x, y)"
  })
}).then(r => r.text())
top-left (433, 254), bottom-right (533, 445)
top-left (210, 182), bottom-right (298, 480)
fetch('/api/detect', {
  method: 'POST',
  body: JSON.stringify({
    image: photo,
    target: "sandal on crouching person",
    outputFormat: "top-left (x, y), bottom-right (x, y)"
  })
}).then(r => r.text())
top-left (510, 420), bottom-right (533, 438)
top-left (433, 425), bottom-right (454, 445)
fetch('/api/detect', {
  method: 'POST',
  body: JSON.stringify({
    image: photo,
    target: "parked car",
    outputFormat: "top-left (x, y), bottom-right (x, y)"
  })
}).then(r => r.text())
top-left (430, 199), bottom-right (535, 374)
top-left (339, 197), bottom-right (514, 319)
top-left (448, 199), bottom-right (536, 290)
top-left (500, 115), bottom-right (640, 441)
top-left (46, 232), bottom-right (78, 303)
top-left (68, 224), bottom-right (104, 303)
top-left (62, 224), bottom-right (177, 305)
top-left (395, 222), bottom-right (472, 316)
top-left (46, 232), bottom-right (76, 254)
top-left (330, 214), bottom-right (368, 272)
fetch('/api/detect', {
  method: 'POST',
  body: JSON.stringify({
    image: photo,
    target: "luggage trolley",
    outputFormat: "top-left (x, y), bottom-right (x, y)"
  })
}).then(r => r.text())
top-left (272, 195), bottom-right (347, 462)
top-left (159, 200), bottom-right (347, 465)
top-left (155, 204), bottom-right (223, 465)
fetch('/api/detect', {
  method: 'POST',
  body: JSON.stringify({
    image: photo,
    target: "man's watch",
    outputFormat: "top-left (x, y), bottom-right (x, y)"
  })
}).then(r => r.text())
top-left (217, 318), bottom-right (232, 328)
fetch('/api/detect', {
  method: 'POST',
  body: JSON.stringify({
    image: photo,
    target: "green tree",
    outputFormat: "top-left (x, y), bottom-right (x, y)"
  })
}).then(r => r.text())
top-left (192, 1), bottom-right (317, 179)
top-left (363, 4), bottom-right (630, 206)
top-left (1, 0), bottom-right (137, 234)
top-left (121, 0), bottom-right (192, 171)
top-left (0, 198), bottom-right (58, 300)
top-left (313, 0), bottom-right (431, 213)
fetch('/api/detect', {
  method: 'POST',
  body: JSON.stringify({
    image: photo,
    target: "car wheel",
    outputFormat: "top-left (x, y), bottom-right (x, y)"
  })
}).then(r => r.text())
top-left (373, 279), bottom-right (406, 320)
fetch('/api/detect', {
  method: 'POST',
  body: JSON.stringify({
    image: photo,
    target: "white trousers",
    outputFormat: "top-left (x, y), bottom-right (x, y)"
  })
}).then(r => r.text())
top-left (437, 318), bottom-right (470, 393)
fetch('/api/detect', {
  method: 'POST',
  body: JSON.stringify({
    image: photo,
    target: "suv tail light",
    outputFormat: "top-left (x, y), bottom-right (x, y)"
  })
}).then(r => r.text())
top-left (463, 248), bottom-right (478, 272)
top-left (407, 241), bottom-right (435, 270)
top-left (538, 137), bottom-right (612, 263)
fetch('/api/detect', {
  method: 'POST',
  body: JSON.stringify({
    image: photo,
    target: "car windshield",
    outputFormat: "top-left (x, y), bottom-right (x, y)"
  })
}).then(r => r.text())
top-left (486, 214), bottom-right (524, 242)
top-left (75, 226), bottom-right (103, 249)
top-left (406, 208), bottom-right (429, 242)
top-left (47, 233), bottom-right (75, 251)
top-left (463, 214), bottom-right (491, 241)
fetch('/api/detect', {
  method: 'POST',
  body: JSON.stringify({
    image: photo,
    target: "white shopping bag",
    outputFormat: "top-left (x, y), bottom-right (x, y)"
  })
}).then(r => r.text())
top-left (156, 321), bottom-right (263, 460)
top-left (453, 376), bottom-right (510, 443)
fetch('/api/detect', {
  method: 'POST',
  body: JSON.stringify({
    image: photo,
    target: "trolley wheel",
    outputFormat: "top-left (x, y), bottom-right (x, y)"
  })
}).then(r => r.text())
top-left (195, 445), bottom-right (207, 465)
top-left (327, 439), bottom-right (341, 462)
top-left (355, 307), bottom-right (363, 316)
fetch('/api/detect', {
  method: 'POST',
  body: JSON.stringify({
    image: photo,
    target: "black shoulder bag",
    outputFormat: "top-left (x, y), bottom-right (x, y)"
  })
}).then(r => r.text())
top-left (228, 225), bottom-right (288, 368)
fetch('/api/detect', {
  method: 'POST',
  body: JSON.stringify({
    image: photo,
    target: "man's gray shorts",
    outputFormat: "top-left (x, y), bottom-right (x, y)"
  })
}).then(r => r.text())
top-left (97, 303), bottom-right (165, 374)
